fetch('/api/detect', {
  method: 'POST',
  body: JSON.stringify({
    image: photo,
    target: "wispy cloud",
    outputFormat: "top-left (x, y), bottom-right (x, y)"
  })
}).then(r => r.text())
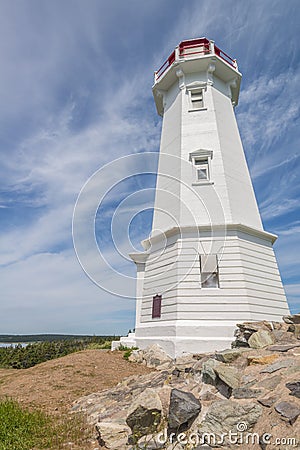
top-left (0, 0), bottom-right (299, 332)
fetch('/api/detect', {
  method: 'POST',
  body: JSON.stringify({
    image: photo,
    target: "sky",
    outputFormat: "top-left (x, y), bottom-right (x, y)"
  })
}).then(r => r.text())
top-left (0, 0), bottom-right (299, 335)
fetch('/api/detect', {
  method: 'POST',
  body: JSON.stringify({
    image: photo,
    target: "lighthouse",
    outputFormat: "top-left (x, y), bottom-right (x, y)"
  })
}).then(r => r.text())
top-left (127, 38), bottom-right (290, 357)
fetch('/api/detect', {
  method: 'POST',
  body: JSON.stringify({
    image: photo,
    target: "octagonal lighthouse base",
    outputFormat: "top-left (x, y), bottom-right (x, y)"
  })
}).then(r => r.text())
top-left (115, 225), bottom-right (290, 359)
top-left (135, 321), bottom-right (236, 357)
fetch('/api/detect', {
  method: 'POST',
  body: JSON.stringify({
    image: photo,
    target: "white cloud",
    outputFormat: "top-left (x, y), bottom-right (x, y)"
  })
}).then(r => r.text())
top-left (0, 0), bottom-right (299, 333)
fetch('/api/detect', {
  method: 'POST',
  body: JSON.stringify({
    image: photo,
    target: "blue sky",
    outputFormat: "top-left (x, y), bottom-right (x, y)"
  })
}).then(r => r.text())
top-left (0, 0), bottom-right (299, 335)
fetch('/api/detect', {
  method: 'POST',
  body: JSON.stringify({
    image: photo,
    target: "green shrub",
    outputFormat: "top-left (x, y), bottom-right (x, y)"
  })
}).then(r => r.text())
top-left (118, 346), bottom-right (138, 360)
top-left (0, 336), bottom-right (119, 369)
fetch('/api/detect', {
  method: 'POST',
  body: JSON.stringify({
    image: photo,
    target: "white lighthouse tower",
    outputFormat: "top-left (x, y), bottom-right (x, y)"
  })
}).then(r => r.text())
top-left (128, 38), bottom-right (290, 357)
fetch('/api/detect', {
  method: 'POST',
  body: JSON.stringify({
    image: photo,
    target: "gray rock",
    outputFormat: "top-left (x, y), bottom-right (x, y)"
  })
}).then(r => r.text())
top-left (175, 353), bottom-right (196, 371)
top-left (198, 400), bottom-right (262, 443)
top-left (214, 363), bottom-right (240, 389)
top-left (126, 406), bottom-right (161, 439)
top-left (236, 321), bottom-right (273, 332)
top-left (168, 388), bottom-right (201, 431)
top-left (128, 344), bottom-right (173, 369)
top-left (256, 375), bottom-right (282, 390)
top-left (286, 381), bottom-right (300, 398)
top-left (126, 388), bottom-right (162, 438)
top-left (283, 313), bottom-right (300, 325)
top-left (215, 349), bottom-right (246, 363)
top-left (261, 358), bottom-right (294, 373)
top-left (288, 324), bottom-right (300, 339)
top-left (232, 388), bottom-right (262, 399)
top-left (268, 343), bottom-right (300, 352)
top-left (248, 329), bottom-right (275, 349)
top-left (202, 359), bottom-right (218, 385)
top-left (258, 396), bottom-right (278, 407)
top-left (96, 421), bottom-right (130, 449)
top-left (275, 401), bottom-right (300, 424)
top-left (202, 360), bottom-right (240, 399)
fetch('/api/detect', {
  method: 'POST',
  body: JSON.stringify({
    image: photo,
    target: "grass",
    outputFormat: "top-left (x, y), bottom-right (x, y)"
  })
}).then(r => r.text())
top-left (118, 346), bottom-right (138, 360)
top-left (0, 398), bottom-right (93, 450)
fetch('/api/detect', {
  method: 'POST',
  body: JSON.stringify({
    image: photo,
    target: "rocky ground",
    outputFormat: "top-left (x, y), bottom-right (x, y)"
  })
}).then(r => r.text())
top-left (73, 315), bottom-right (300, 449)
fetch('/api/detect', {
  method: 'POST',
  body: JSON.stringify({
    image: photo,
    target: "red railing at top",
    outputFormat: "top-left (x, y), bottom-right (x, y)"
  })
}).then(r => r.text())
top-left (214, 45), bottom-right (236, 68)
top-left (155, 38), bottom-right (237, 81)
top-left (155, 50), bottom-right (175, 82)
top-left (178, 38), bottom-right (210, 58)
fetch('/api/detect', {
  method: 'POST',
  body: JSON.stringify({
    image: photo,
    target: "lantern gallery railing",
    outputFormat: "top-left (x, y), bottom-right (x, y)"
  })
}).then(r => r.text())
top-left (155, 38), bottom-right (238, 81)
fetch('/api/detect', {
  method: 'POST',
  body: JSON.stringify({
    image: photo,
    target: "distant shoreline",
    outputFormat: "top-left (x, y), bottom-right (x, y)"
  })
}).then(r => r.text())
top-left (0, 334), bottom-right (119, 343)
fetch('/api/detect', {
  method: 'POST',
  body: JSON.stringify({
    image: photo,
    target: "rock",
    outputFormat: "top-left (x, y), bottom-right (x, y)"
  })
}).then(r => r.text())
top-left (133, 344), bottom-right (173, 369)
top-left (268, 343), bottom-right (300, 352)
top-left (288, 324), bottom-right (300, 339)
top-left (128, 349), bottom-right (144, 364)
top-left (215, 349), bottom-right (247, 363)
top-left (168, 388), bottom-right (201, 431)
top-left (202, 359), bottom-right (240, 399)
top-left (258, 396), bottom-right (278, 407)
top-left (275, 401), bottom-right (300, 424)
top-left (247, 354), bottom-right (279, 365)
top-left (126, 388), bottom-right (162, 438)
top-left (286, 381), bottom-right (300, 398)
top-left (192, 357), bottom-right (210, 373)
top-left (201, 359), bottom-right (218, 385)
top-left (237, 321), bottom-right (273, 332)
top-left (260, 358), bottom-right (294, 373)
top-left (256, 375), bottom-right (282, 390)
top-left (283, 313), bottom-right (300, 325)
top-left (232, 388), bottom-right (262, 399)
top-left (248, 330), bottom-right (276, 349)
top-left (198, 400), bottom-right (262, 442)
top-left (96, 421), bottom-right (130, 449)
top-left (174, 353), bottom-right (196, 371)
top-left (214, 363), bottom-right (240, 389)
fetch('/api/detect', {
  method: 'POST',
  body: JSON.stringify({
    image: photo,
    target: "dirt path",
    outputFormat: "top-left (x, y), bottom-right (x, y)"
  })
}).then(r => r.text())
top-left (0, 349), bottom-right (152, 416)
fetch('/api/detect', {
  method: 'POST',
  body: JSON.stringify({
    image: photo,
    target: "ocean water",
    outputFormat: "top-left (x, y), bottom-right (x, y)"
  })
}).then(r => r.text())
top-left (0, 343), bottom-right (28, 348)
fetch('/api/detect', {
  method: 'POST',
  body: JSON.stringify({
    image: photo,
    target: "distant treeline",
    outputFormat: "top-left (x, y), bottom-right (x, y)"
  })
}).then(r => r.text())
top-left (0, 334), bottom-right (117, 343)
top-left (0, 336), bottom-right (119, 369)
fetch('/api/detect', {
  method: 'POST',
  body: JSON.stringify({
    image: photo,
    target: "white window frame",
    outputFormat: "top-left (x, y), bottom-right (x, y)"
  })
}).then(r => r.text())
top-left (189, 149), bottom-right (213, 185)
top-left (186, 82), bottom-right (207, 112)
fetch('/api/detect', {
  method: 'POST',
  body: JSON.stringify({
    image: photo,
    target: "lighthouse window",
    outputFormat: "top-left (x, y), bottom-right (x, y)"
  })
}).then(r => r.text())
top-left (190, 89), bottom-right (204, 109)
top-left (152, 294), bottom-right (162, 318)
top-left (195, 158), bottom-right (209, 180)
top-left (200, 254), bottom-right (219, 288)
top-left (189, 149), bottom-right (213, 185)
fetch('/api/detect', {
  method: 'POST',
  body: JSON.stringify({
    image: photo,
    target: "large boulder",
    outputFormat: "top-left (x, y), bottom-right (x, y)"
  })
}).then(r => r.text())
top-left (198, 400), bottom-right (262, 446)
top-left (126, 388), bottom-right (162, 439)
top-left (168, 388), bottom-right (201, 431)
top-left (248, 329), bottom-right (276, 349)
top-left (129, 344), bottom-right (173, 369)
top-left (96, 420), bottom-right (130, 449)
top-left (215, 348), bottom-right (248, 364)
top-left (202, 359), bottom-right (240, 398)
